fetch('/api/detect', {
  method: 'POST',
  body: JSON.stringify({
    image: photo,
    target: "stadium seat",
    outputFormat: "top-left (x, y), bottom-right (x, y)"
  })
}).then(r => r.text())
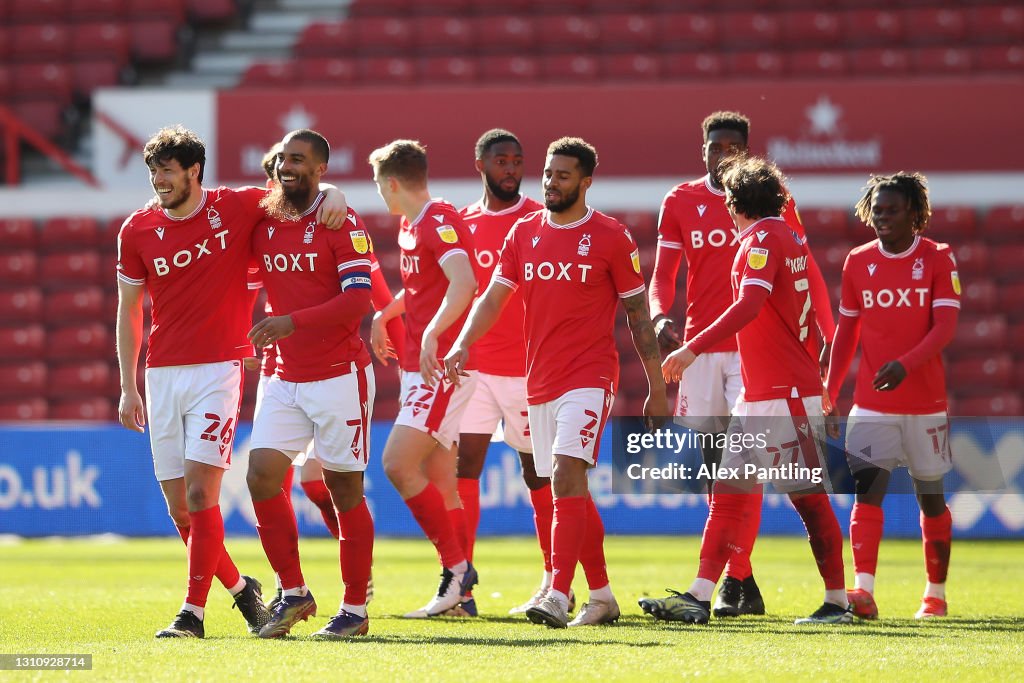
top-left (953, 315), bottom-right (1008, 352)
top-left (998, 282), bottom-right (1024, 317)
top-left (348, 0), bottom-right (408, 17)
top-left (659, 13), bottom-right (718, 51)
top-left (0, 362), bottom-right (46, 399)
top-left (537, 15), bottom-right (599, 54)
top-left (40, 252), bottom-right (101, 284)
top-left (51, 397), bottom-right (116, 421)
top-left (902, 8), bottom-right (967, 46)
top-left (295, 21), bottom-right (357, 58)
top-left (41, 217), bottom-right (101, 249)
top-left (616, 211), bottom-right (658, 243)
top-left (787, 50), bottom-right (848, 78)
top-left (0, 218), bottom-right (36, 248)
top-left (954, 393), bottom-right (1022, 417)
top-left (129, 20), bottom-right (179, 63)
top-left (297, 58), bottom-right (358, 86)
top-left (474, 15), bottom-right (536, 54)
top-left (596, 14), bottom-right (658, 52)
top-left (186, 0), bottom-right (238, 24)
top-left (913, 48), bottom-right (972, 75)
top-left (951, 242), bottom-right (989, 275)
top-left (968, 5), bottom-right (1024, 44)
top-left (960, 278), bottom-right (998, 314)
top-left (984, 205), bottom-right (1024, 242)
top-left (0, 65), bottom-right (10, 100)
top-left (479, 56), bottom-right (540, 83)
top-left (354, 18), bottom-right (414, 57)
top-left (10, 63), bottom-right (73, 104)
top-left (719, 12), bottom-right (781, 50)
top-left (849, 48), bottom-right (912, 76)
top-left (541, 55), bottom-right (600, 82)
top-left (601, 54), bottom-right (661, 82)
top-left (45, 286), bottom-right (106, 323)
top-left (72, 60), bottom-right (123, 96)
top-left (47, 323), bottom-right (111, 361)
top-left (414, 16), bottom-right (474, 55)
top-left (928, 206), bottom-right (977, 242)
top-left (781, 11), bottom-right (844, 47)
top-left (0, 251), bottom-right (39, 284)
top-left (949, 354), bottom-right (1013, 391)
top-left (68, 0), bottom-right (126, 22)
top-left (730, 51), bottom-right (785, 78)
top-left (240, 61), bottom-right (296, 87)
top-left (842, 10), bottom-right (904, 48)
top-left (0, 325), bottom-right (46, 360)
top-left (360, 57), bottom-right (416, 84)
top-left (48, 361), bottom-right (111, 398)
top-left (0, 397), bottom-right (48, 420)
top-left (799, 208), bottom-right (851, 243)
top-left (70, 22), bottom-right (132, 62)
top-left (419, 57), bottom-right (478, 84)
top-left (11, 24), bottom-right (70, 62)
top-left (127, 0), bottom-right (185, 22)
top-left (663, 53), bottom-right (725, 80)
top-left (990, 247), bottom-right (1024, 284)
top-left (973, 45), bottom-right (1024, 73)
top-left (0, 287), bottom-right (43, 323)
top-left (10, 0), bottom-right (67, 23)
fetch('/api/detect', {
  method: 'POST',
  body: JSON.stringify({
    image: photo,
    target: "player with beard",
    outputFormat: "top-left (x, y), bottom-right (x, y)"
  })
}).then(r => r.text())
top-left (116, 126), bottom-right (348, 639)
top-left (368, 139), bottom-right (479, 618)
top-left (450, 129), bottom-right (558, 617)
top-left (648, 111), bottom-right (835, 617)
top-left (445, 137), bottom-right (669, 628)
top-left (246, 129), bottom-right (376, 639)
top-left (826, 173), bottom-right (959, 620)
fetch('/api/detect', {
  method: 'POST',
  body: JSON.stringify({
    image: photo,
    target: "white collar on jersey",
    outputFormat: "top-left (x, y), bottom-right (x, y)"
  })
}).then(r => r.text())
top-left (876, 235), bottom-right (922, 259)
top-left (544, 206), bottom-right (594, 230)
top-left (408, 198), bottom-right (445, 227)
top-left (703, 175), bottom-right (725, 197)
top-left (162, 189), bottom-right (208, 221)
top-left (474, 195), bottom-right (528, 216)
top-left (737, 215), bottom-right (786, 240)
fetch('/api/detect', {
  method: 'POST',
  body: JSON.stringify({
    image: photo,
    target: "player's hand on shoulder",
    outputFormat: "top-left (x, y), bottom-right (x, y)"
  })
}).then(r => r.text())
top-left (653, 315), bottom-right (682, 354)
top-left (318, 188), bottom-right (349, 230)
top-left (248, 315), bottom-right (296, 347)
top-left (872, 361), bottom-right (906, 392)
top-left (118, 389), bottom-right (146, 433)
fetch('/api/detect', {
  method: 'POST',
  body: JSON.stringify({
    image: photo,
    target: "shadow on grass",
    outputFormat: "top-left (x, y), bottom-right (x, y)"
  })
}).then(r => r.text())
top-left (327, 634), bottom-right (665, 648)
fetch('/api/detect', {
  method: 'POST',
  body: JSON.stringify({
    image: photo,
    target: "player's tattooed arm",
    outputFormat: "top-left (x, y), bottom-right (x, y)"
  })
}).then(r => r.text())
top-left (622, 292), bottom-right (670, 427)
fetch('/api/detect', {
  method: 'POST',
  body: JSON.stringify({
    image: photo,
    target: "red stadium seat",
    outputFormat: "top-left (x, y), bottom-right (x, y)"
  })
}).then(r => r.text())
top-left (913, 48), bottom-right (972, 75)
top-left (297, 58), bottom-right (358, 86)
top-left (850, 48), bottom-right (912, 76)
top-left (798, 208), bottom-right (851, 244)
top-left (991, 248), bottom-right (1024, 283)
top-left (663, 53), bottom-right (725, 79)
top-left (71, 23), bottom-right (131, 62)
top-left (596, 14), bottom-right (658, 52)
top-left (129, 20), bottom-right (179, 63)
top-left (950, 242), bottom-right (989, 275)
top-left (40, 252), bottom-right (101, 284)
top-left (354, 18), bottom-right (414, 57)
top-left (414, 16), bottom-right (474, 55)
top-left (11, 24), bottom-right (70, 62)
top-left (361, 213), bottom-right (399, 232)
top-left (968, 5), bottom-right (1024, 44)
top-left (974, 45), bottom-right (1024, 73)
top-left (127, 0), bottom-right (185, 22)
top-left (69, 0), bottom-right (126, 22)
top-left (541, 55), bottom-right (600, 83)
top-left (0, 325), bottom-right (46, 360)
top-left (954, 393), bottom-right (1022, 417)
top-left (41, 217), bottom-right (101, 249)
top-left (601, 54), bottom-right (662, 82)
top-left (475, 15), bottom-right (536, 54)
top-left (47, 323), bottom-right (111, 361)
top-left (781, 11), bottom-right (844, 47)
top-left (616, 211), bottom-right (658, 243)
top-left (0, 397), bottom-right (48, 420)
top-left (788, 50), bottom-right (848, 78)
top-left (998, 282), bottom-right (1024, 317)
top-left (0, 362), bottom-right (46, 399)
top-left (0, 287), bottom-right (43, 323)
top-left (359, 57), bottom-right (416, 84)
top-left (949, 354), bottom-right (1013, 391)
top-left (295, 21), bottom-right (357, 58)
top-left (953, 315), bottom-right (1008, 352)
top-left (730, 51), bottom-right (785, 78)
top-left (0, 218), bottom-right (36, 248)
top-left (842, 10), bottom-right (904, 48)
top-left (0, 251), bottom-right (39, 284)
top-left (1011, 321), bottom-right (1024, 348)
top-left (659, 13), bottom-right (718, 52)
top-left (928, 206), bottom-right (977, 242)
top-left (0, 65), bottom-right (10, 100)
top-left (9, 0), bottom-right (67, 23)
top-left (479, 56), bottom-right (540, 83)
top-left (48, 361), bottom-right (111, 398)
top-left (719, 12), bottom-right (781, 50)
top-left (960, 278), bottom-right (997, 314)
top-left (51, 397), bottom-right (116, 421)
top-left (902, 8), bottom-right (967, 46)
top-left (419, 57), bottom-right (478, 84)
top-left (11, 63), bottom-right (73, 104)
top-left (817, 242), bottom-right (854, 271)
top-left (537, 15), bottom-right (599, 53)
top-left (348, 0), bottom-right (408, 17)
top-left (72, 60), bottom-right (123, 96)
top-left (984, 205), bottom-right (1024, 242)
top-left (186, 0), bottom-right (238, 24)
top-left (45, 286), bottom-right (106, 324)
top-left (240, 61), bottom-right (296, 87)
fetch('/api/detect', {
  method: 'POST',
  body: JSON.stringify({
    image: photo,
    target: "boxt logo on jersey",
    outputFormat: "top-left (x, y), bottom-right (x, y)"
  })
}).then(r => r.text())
top-left (766, 95), bottom-right (881, 170)
top-left (153, 229), bottom-right (230, 276)
top-left (524, 261), bottom-right (593, 283)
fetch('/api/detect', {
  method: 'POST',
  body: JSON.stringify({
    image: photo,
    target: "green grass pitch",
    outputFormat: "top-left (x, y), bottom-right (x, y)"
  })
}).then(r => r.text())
top-left (1, 535), bottom-right (1022, 681)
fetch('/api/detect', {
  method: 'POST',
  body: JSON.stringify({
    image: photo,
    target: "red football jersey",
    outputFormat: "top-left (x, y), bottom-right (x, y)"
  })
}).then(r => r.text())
top-left (838, 236), bottom-right (960, 413)
top-left (730, 216), bottom-right (822, 401)
top-left (251, 196), bottom-right (372, 382)
top-left (117, 186), bottom-right (266, 367)
top-left (398, 199), bottom-right (476, 373)
top-left (494, 207), bottom-right (646, 405)
top-left (460, 195), bottom-right (543, 376)
top-left (655, 176), bottom-right (815, 353)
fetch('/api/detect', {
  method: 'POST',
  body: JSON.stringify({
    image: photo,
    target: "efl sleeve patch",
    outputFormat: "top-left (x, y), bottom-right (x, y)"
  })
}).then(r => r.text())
top-left (747, 247), bottom-right (769, 270)
top-left (951, 270), bottom-right (961, 296)
top-left (630, 249), bottom-right (641, 274)
top-left (436, 225), bottom-right (459, 244)
top-left (349, 230), bottom-right (370, 254)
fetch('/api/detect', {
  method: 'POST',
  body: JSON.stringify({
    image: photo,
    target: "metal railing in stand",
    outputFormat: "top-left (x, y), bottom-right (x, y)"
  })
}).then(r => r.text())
top-left (0, 106), bottom-right (100, 187)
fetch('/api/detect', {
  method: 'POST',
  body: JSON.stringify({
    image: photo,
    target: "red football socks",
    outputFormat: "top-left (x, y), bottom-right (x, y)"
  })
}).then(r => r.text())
top-left (175, 524), bottom-right (241, 591)
top-left (792, 493), bottom-right (846, 591)
top-left (697, 489), bottom-right (746, 582)
top-left (724, 485), bottom-right (763, 581)
top-left (921, 507), bottom-right (952, 584)
top-left (550, 496), bottom-right (587, 596)
top-left (579, 496), bottom-right (609, 590)
top-left (301, 478), bottom-right (341, 540)
top-left (851, 502), bottom-right (885, 576)
top-left (457, 477), bottom-right (480, 562)
top-left (405, 483), bottom-right (465, 569)
top-left (253, 491), bottom-right (304, 590)
top-left (529, 484), bottom-right (554, 572)
top-left (338, 497), bottom-right (374, 606)
top-left (185, 505), bottom-right (227, 608)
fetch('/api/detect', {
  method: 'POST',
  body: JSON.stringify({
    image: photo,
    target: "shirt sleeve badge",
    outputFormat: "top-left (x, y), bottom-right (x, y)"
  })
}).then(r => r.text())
top-left (630, 249), bottom-right (641, 274)
top-left (951, 270), bottom-right (961, 296)
top-left (349, 230), bottom-right (370, 254)
top-left (747, 247), bottom-right (769, 270)
top-left (437, 225), bottom-right (459, 244)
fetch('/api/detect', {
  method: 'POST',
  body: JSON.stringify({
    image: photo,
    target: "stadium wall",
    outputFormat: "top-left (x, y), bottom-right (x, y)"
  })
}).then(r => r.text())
top-left (1, 421), bottom-right (1020, 539)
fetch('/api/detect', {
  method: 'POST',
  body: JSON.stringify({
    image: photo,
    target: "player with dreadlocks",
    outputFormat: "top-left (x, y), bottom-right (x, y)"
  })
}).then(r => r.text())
top-left (825, 172), bottom-right (960, 620)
